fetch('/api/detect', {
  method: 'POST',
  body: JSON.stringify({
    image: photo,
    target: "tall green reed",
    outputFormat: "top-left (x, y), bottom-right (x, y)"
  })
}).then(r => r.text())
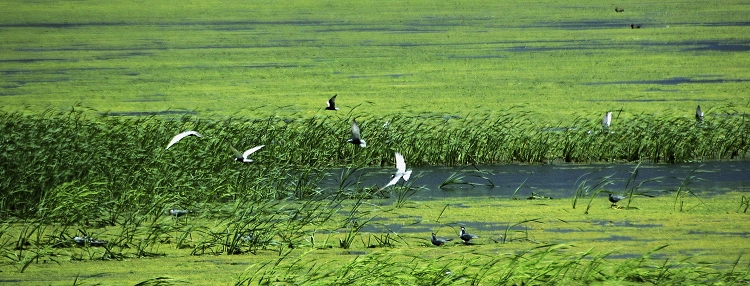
top-left (1, 106), bottom-right (748, 221)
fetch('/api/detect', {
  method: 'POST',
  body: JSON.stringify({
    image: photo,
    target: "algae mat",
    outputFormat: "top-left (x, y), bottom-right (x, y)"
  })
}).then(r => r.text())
top-left (1, 0), bottom-right (749, 122)
top-left (1, 192), bottom-right (749, 285)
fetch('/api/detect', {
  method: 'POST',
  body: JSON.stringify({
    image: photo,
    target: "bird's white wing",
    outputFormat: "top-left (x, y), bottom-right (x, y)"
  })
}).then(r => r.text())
top-left (166, 131), bottom-right (200, 149)
top-left (394, 152), bottom-right (406, 173)
top-left (351, 120), bottom-right (361, 140)
top-left (402, 170), bottom-right (412, 181)
top-left (602, 112), bottom-right (611, 127)
top-left (384, 174), bottom-right (402, 188)
top-left (242, 145), bottom-right (265, 158)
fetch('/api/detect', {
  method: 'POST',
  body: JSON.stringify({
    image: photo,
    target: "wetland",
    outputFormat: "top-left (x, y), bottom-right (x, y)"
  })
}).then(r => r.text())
top-left (1, 0), bottom-right (750, 284)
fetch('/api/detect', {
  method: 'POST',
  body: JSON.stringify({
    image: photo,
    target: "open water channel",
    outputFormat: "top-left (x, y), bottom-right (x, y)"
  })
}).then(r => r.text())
top-left (322, 161), bottom-right (750, 200)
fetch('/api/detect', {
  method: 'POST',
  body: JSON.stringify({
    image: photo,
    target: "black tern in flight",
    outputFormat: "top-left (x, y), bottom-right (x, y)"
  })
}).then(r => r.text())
top-left (347, 119), bottom-right (366, 147)
top-left (326, 94), bottom-right (339, 111)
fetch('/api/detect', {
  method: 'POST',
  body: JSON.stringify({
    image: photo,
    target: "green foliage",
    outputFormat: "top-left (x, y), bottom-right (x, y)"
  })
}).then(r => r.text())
top-left (1, 0), bottom-right (750, 283)
top-left (0, 108), bottom-right (748, 219)
top-left (2, 0), bottom-right (749, 123)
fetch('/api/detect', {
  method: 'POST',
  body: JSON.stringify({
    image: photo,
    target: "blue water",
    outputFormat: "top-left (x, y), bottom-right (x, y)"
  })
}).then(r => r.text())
top-left (322, 161), bottom-right (750, 200)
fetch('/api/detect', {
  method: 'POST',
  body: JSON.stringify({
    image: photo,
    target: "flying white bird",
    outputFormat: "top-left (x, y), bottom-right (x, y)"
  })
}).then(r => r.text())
top-left (166, 131), bottom-right (202, 149)
top-left (230, 145), bottom-right (264, 163)
top-left (347, 119), bottom-right (366, 147)
top-left (601, 112), bottom-right (612, 130)
top-left (325, 94), bottom-right (339, 111)
top-left (380, 152), bottom-right (412, 191)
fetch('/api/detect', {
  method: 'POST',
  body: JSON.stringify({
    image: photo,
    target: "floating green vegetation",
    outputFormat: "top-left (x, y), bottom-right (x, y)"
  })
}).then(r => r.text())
top-left (1, 0), bottom-right (749, 122)
top-left (2, 0), bottom-right (750, 284)
top-left (2, 192), bottom-right (750, 285)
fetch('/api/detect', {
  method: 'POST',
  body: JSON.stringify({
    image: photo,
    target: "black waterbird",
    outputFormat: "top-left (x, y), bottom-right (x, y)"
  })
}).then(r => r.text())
top-left (609, 194), bottom-right (626, 207)
top-left (431, 233), bottom-right (452, 246)
top-left (459, 226), bottom-right (479, 243)
top-left (325, 94), bottom-right (339, 111)
top-left (347, 119), bottom-right (366, 147)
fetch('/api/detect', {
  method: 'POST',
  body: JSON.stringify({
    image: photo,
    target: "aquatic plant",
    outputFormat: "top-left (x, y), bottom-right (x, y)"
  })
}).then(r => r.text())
top-left (622, 162), bottom-right (663, 209)
top-left (500, 217), bottom-right (543, 244)
top-left (672, 165), bottom-right (708, 212)
top-left (739, 196), bottom-right (750, 214)
top-left (572, 172), bottom-right (613, 212)
top-left (1, 108), bottom-right (748, 220)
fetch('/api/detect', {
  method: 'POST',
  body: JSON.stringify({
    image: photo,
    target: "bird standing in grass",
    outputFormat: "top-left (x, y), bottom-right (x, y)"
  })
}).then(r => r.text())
top-left (230, 145), bottom-right (264, 163)
top-left (379, 152), bottom-right (412, 191)
top-left (169, 209), bottom-right (192, 217)
top-left (74, 230), bottom-right (107, 247)
top-left (695, 105), bottom-right (704, 123)
top-left (325, 94), bottom-right (339, 111)
top-left (166, 131), bottom-right (202, 149)
top-left (347, 119), bottom-right (366, 147)
top-left (602, 112), bottom-right (612, 131)
top-left (609, 193), bottom-right (626, 207)
top-left (431, 233), bottom-right (452, 246)
top-left (459, 226), bottom-right (479, 244)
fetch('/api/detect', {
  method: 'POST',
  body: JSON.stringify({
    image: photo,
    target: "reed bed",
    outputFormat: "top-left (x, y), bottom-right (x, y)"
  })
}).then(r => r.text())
top-left (0, 108), bottom-right (748, 283)
top-left (1, 108), bottom-right (748, 218)
top-left (232, 244), bottom-right (750, 285)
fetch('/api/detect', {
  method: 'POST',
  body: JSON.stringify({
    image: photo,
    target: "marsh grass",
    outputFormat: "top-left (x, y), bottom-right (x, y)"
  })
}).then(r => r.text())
top-left (672, 165), bottom-right (708, 212)
top-left (2, 193), bottom-right (750, 284)
top-left (510, 172), bottom-right (532, 200)
top-left (622, 162), bottom-right (663, 210)
top-left (1, 108), bottom-right (748, 221)
top-left (572, 171), bottom-right (614, 211)
top-left (338, 196), bottom-right (374, 250)
top-left (500, 218), bottom-right (543, 244)
top-left (227, 242), bottom-right (741, 285)
top-left (0, 108), bottom-right (749, 282)
top-left (3, 0), bottom-right (750, 282)
top-left (438, 165), bottom-right (496, 189)
top-left (739, 196), bottom-right (750, 214)
top-left (390, 174), bottom-right (424, 208)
